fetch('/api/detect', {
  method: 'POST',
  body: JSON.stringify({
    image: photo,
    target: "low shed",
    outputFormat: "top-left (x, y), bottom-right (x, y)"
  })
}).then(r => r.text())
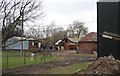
top-left (5, 36), bottom-right (41, 52)
top-left (60, 38), bottom-right (80, 50)
top-left (78, 32), bottom-right (97, 54)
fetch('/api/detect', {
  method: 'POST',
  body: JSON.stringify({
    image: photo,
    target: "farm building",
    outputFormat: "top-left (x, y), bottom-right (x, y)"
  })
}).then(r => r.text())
top-left (54, 40), bottom-right (63, 50)
top-left (40, 38), bottom-right (52, 50)
top-left (97, 0), bottom-right (120, 59)
top-left (55, 40), bottom-right (62, 46)
top-left (78, 32), bottom-right (97, 54)
top-left (5, 36), bottom-right (41, 52)
top-left (60, 38), bottom-right (80, 50)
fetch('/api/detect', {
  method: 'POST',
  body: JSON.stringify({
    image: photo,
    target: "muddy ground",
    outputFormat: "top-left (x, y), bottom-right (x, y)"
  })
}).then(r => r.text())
top-left (2, 50), bottom-right (96, 74)
top-left (76, 55), bottom-right (120, 74)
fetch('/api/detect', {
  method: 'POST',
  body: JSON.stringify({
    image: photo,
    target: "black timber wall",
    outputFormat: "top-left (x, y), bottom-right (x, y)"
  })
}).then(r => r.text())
top-left (97, 2), bottom-right (120, 59)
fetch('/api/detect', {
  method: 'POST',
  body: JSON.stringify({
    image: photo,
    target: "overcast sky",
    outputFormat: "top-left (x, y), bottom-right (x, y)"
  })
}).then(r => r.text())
top-left (41, 0), bottom-right (98, 32)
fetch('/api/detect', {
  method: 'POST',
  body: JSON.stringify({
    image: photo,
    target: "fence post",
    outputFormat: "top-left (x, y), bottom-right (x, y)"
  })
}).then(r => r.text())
top-left (24, 52), bottom-right (26, 64)
top-left (35, 55), bottom-right (36, 62)
top-left (7, 55), bottom-right (8, 67)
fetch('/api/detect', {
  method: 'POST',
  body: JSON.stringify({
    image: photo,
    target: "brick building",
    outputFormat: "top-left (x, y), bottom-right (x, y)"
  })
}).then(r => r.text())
top-left (78, 32), bottom-right (97, 54)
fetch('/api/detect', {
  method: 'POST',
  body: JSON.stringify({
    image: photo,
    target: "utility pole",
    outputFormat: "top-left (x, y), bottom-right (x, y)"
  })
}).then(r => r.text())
top-left (20, 12), bottom-right (24, 56)
top-left (20, 0), bottom-right (24, 56)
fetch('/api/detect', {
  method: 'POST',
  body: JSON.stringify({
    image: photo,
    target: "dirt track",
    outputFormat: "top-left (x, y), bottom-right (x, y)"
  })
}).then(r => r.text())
top-left (2, 50), bottom-right (96, 74)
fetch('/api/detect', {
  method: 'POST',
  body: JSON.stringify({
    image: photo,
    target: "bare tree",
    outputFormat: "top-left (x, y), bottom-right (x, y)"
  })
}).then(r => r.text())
top-left (0, 0), bottom-right (44, 49)
top-left (51, 27), bottom-right (67, 44)
top-left (25, 21), bottom-right (67, 45)
top-left (44, 22), bottom-right (56, 38)
top-left (67, 20), bottom-right (88, 38)
top-left (25, 26), bottom-right (44, 39)
top-left (25, 22), bottom-right (56, 39)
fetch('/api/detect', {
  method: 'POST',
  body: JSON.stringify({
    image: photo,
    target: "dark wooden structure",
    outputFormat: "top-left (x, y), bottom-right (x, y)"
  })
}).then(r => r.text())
top-left (97, 0), bottom-right (120, 59)
top-left (29, 40), bottom-right (41, 52)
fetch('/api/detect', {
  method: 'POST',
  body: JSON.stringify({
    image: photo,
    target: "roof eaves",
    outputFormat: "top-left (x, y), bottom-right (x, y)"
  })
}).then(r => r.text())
top-left (98, 0), bottom-right (120, 2)
top-left (68, 38), bottom-right (80, 43)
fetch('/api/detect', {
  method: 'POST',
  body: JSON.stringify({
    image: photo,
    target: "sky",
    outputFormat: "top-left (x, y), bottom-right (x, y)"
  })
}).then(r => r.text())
top-left (41, 0), bottom-right (98, 32)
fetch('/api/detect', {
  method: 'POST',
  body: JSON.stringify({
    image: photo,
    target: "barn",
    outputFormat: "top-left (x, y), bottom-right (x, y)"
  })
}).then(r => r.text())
top-left (97, 0), bottom-right (120, 59)
top-left (78, 32), bottom-right (97, 54)
top-left (5, 36), bottom-right (41, 52)
top-left (60, 38), bottom-right (80, 50)
top-left (54, 40), bottom-right (63, 50)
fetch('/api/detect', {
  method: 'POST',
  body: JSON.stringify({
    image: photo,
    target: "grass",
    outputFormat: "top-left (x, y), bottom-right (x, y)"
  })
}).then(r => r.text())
top-left (0, 51), bottom-right (2, 68)
top-left (1, 51), bottom-right (93, 74)
top-left (46, 62), bottom-right (90, 74)
top-left (2, 51), bottom-right (57, 68)
top-left (2, 50), bottom-right (93, 73)
top-left (2, 51), bottom-right (29, 56)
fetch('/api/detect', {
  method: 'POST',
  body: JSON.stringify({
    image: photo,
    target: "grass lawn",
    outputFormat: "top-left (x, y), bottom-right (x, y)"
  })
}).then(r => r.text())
top-left (0, 51), bottom-right (2, 68)
top-left (2, 51), bottom-right (57, 68)
top-left (46, 62), bottom-right (90, 74)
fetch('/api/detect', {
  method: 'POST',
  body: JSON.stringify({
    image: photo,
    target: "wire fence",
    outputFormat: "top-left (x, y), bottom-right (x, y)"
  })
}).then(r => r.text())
top-left (2, 51), bottom-right (54, 68)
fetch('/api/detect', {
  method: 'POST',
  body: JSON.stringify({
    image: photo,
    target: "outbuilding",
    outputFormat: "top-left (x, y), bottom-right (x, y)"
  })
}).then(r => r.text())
top-left (5, 36), bottom-right (41, 52)
top-left (78, 32), bottom-right (97, 54)
top-left (54, 40), bottom-right (63, 50)
top-left (60, 38), bottom-right (80, 50)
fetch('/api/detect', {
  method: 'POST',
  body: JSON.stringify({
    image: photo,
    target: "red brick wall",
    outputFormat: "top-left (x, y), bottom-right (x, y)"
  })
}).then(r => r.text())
top-left (78, 42), bottom-right (97, 54)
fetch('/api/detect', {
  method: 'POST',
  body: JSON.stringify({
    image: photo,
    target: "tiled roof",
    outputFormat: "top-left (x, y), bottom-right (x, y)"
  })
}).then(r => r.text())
top-left (79, 32), bottom-right (97, 42)
top-left (68, 38), bottom-right (80, 43)
top-left (7, 36), bottom-right (37, 42)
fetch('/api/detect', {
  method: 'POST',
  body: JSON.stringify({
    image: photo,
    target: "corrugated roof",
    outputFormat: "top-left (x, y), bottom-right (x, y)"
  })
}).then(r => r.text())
top-left (7, 36), bottom-right (37, 42)
top-left (68, 38), bottom-right (80, 43)
top-left (98, 0), bottom-right (120, 2)
top-left (79, 32), bottom-right (97, 42)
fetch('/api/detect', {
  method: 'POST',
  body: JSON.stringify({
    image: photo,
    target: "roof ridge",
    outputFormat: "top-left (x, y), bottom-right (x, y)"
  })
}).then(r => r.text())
top-left (79, 32), bottom-right (97, 42)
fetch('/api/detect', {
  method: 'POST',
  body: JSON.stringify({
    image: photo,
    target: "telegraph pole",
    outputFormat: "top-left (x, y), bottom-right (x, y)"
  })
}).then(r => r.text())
top-left (20, 12), bottom-right (24, 56)
top-left (20, 0), bottom-right (24, 56)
